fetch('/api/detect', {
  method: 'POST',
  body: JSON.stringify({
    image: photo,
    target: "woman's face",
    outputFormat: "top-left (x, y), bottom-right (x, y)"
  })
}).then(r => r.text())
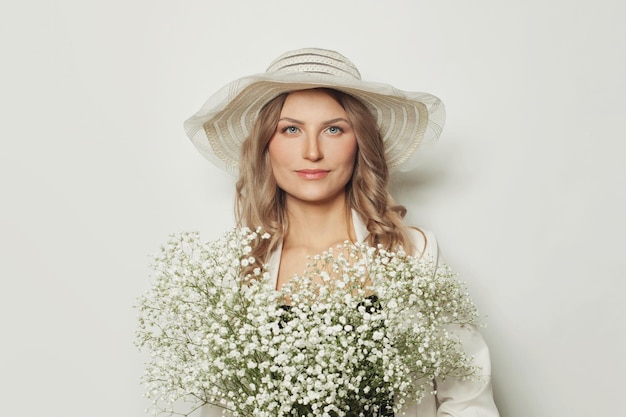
top-left (268, 89), bottom-right (358, 206)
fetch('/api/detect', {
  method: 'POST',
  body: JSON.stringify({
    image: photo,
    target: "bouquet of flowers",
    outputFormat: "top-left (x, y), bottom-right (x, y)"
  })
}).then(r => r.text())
top-left (135, 228), bottom-right (480, 417)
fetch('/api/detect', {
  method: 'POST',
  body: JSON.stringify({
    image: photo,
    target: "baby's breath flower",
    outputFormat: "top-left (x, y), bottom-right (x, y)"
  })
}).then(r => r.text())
top-left (136, 229), bottom-right (480, 417)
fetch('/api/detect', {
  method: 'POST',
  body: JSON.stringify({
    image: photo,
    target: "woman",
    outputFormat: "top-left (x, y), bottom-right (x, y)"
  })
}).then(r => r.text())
top-left (185, 48), bottom-right (499, 416)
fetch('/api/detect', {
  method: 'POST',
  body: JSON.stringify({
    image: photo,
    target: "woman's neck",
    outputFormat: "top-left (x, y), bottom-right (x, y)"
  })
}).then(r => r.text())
top-left (283, 195), bottom-right (355, 253)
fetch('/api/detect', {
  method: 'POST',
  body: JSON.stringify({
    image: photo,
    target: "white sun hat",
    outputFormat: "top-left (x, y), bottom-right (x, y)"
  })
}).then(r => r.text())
top-left (184, 48), bottom-right (445, 175)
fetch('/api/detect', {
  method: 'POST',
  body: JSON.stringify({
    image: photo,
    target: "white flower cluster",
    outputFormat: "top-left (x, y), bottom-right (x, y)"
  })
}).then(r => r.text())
top-left (136, 229), bottom-right (479, 417)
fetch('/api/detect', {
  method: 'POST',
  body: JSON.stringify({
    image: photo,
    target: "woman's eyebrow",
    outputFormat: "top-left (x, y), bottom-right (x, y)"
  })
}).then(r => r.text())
top-left (322, 118), bottom-right (351, 125)
top-left (277, 117), bottom-right (351, 125)
top-left (277, 117), bottom-right (304, 124)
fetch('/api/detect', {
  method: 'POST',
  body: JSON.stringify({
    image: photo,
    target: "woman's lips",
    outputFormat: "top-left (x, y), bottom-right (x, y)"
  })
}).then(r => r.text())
top-left (296, 169), bottom-right (329, 180)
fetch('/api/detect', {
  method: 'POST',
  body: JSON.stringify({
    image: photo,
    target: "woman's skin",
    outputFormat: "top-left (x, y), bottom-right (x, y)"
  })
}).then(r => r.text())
top-left (268, 90), bottom-right (359, 291)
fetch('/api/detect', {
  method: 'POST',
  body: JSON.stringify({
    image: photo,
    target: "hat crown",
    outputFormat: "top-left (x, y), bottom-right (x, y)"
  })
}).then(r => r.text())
top-left (266, 48), bottom-right (362, 80)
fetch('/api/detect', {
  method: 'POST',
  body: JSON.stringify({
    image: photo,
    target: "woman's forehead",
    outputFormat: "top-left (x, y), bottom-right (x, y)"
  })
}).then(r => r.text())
top-left (280, 89), bottom-right (346, 118)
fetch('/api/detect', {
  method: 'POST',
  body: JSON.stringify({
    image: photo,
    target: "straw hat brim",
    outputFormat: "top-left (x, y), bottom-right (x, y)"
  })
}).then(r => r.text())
top-left (184, 71), bottom-right (445, 175)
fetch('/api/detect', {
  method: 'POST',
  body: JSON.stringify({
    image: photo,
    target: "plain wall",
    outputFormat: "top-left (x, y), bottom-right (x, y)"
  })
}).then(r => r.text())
top-left (1, 1), bottom-right (624, 416)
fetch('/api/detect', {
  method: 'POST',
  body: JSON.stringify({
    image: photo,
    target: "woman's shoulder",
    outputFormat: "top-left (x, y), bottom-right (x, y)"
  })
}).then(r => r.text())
top-left (406, 226), bottom-right (440, 262)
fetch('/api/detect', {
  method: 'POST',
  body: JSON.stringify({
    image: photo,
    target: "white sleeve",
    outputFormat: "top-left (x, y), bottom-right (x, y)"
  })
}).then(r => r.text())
top-left (435, 324), bottom-right (499, 416)
top-left (408, 228), bottom-right (500, 417)
top-left (200, 404), bottom-right (229, 417)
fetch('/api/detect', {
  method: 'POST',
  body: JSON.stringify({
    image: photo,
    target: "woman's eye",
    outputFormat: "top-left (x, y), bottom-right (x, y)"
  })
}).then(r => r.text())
top-left (280, 126), bottom-right (300, 134)
top-left (326, 126), bottom-right (342, 135)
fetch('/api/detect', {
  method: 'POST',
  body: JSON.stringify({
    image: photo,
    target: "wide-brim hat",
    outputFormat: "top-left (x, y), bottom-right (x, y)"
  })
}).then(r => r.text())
top-left (184, 48), bottom-right (445, 175)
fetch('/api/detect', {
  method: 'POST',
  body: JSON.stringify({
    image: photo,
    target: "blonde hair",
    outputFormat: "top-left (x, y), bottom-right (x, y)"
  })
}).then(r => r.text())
top-left (235, 88), bottom-right (417, 266)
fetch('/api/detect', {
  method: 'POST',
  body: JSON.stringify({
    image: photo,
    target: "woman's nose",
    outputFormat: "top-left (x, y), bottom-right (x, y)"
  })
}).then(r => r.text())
top-left (303, 134), bottom-right (323, 161)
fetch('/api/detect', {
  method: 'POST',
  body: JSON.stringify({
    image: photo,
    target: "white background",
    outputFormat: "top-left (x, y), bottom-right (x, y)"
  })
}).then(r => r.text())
top-left (1, 1), bottom-right (625, 416)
